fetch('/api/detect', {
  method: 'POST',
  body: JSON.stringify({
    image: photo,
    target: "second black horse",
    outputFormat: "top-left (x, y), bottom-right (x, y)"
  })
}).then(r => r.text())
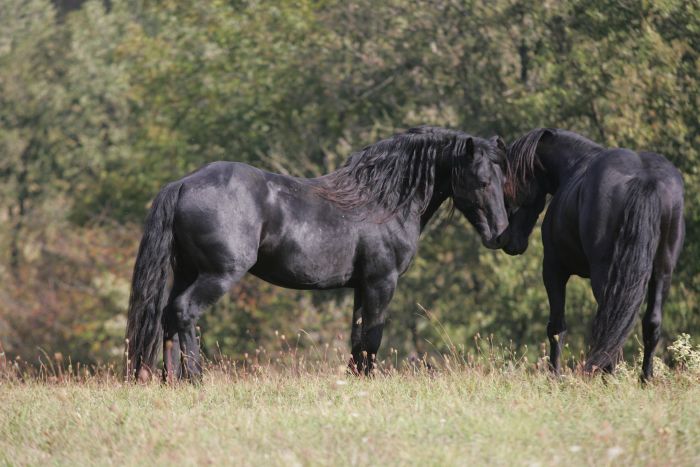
top-left (126, 126), bottom-right (509, 381)
top-left (501, 128), bottom-right (684, 380)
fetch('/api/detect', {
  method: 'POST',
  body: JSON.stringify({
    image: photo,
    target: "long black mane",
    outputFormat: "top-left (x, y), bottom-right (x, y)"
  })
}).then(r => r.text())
top-left (317, 126), bottom-right (495, 215)
top-left (505, 128), bottom-right (602, 199)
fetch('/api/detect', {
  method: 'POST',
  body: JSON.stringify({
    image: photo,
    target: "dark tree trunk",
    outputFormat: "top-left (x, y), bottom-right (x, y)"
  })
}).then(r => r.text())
top-left (519, 40), bottom-right (529, 83)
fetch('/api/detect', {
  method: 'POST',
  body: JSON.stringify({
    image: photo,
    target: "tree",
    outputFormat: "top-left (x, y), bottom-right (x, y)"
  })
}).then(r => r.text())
top-left (0, 0), bottom-right (68, 277)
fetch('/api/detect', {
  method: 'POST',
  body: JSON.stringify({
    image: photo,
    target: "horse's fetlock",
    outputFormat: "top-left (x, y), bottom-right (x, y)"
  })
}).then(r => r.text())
top-left (643, 314), bottom-right (662, 328)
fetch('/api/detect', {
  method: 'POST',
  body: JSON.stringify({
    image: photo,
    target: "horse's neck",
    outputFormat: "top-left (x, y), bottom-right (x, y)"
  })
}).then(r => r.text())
top-left (419, 184), bottom-right (450, 230)
top-left (538, 134), bottom-right (602, 193)
top-left (411, 156), bottom-right (451, 230)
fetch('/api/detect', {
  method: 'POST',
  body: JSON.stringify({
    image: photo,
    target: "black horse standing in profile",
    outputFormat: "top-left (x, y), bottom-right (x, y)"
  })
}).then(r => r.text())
top-left (501, 128), bottom-right (684, 380)
top-left (126, 127), bottom-right (509, 381)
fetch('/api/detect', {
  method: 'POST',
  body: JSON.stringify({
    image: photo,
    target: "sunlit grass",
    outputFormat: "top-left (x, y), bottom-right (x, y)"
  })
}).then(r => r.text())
top-left (2, 342), bottom-right (700, 466)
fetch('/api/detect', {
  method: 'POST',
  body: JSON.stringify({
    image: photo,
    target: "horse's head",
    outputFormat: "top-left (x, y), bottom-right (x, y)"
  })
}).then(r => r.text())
top-left (500, 177), bottom-right (547, 255)
top-left (451, 135), bottom-right (509, 249)
top-left (500, 129), bottom-right (552, 255)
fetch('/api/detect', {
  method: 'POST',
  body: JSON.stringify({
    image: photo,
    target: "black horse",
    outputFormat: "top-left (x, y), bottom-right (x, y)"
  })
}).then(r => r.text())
top-left (501, 128), bottom-right (684, 380)
top-left (126, 126), bottom-right (509, 381)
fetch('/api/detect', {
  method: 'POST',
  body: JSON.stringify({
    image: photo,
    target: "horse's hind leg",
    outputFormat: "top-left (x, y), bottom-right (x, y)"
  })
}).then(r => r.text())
top-left (174, 270), bottom-right (248, 380)
top-left (162, 267), bottom-right (196, 383)
top-left (543, 257), bottom-right (570, 375)
top-left (641, 272), bottom-right (669, 381)
top-left (642, 215), bottom-right (684, 382)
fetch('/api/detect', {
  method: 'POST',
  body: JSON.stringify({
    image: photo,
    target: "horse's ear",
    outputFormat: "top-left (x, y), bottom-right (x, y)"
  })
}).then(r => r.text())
top-left (540, 128), bottom-right (555, 141)
top-left (491, 135), bottom-right (506, 152)
top-left (464, 137), bottom-right (475, 162)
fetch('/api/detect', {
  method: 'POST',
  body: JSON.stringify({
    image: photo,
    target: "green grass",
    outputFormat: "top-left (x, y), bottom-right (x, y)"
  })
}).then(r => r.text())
top-left (1, 361), bottom-right (700, 466)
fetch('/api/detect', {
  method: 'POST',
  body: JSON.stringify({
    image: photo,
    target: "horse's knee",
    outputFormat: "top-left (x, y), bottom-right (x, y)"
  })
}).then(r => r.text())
top-left (643, 310), bottom-right (662, 329)
top-left (172, 276), bottom-right (229, 329)
top-left (547, 321), bottom-right (566, 339)
top-left (173, 301), bottom-right (196, 330)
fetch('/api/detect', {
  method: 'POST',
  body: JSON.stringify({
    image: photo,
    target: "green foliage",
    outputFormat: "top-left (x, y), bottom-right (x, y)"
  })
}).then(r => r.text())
top-left (0, 0), bottom-right (698, 364)
top-left (668, 333), bottom-right (700, 372)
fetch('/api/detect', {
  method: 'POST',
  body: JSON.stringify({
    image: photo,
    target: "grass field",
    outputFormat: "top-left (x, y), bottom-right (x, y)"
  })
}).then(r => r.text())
top-left (2, 351), bottom-right (700, 467)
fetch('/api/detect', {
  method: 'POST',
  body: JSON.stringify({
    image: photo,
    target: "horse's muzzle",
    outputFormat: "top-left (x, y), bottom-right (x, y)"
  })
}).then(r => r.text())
top-left (501, 235), bottom-right (528, 256)
top-left (481, 227), bottom-right (507, 250)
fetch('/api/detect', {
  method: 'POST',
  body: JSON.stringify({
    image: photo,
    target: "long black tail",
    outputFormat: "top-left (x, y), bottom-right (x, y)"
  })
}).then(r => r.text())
top-left (125, 182), bottom-right (182, 379)
top-left (585, 178), bottom-right (662, 372)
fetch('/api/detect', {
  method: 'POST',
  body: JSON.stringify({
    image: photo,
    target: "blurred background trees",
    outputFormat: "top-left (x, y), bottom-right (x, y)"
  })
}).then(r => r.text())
top-left (0, 0), bottom-right (698, 366)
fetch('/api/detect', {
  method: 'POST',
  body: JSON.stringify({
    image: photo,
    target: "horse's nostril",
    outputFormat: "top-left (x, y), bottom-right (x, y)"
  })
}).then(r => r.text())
top-left (482, 233), bottom-right (503, 250)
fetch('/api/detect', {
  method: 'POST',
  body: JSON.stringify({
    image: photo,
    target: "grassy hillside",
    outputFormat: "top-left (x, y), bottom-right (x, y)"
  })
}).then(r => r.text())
top-left (2, 360), bottom-right (700, 466)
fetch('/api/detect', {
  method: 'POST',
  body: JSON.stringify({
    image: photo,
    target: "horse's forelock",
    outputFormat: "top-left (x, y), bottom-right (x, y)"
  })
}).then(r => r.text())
top-left (505, 128), bottom-right (550, 200)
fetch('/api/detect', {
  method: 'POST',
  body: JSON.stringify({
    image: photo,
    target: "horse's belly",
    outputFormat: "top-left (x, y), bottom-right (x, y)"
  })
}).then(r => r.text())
top-left (249, 239), bottom-right (357, 290)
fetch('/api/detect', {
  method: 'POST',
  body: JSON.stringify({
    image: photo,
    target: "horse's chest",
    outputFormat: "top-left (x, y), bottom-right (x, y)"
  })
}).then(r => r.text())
top-left (357, 226), bottom-right (419, 278)
top-left (394, 243), bottom-right (418, 275)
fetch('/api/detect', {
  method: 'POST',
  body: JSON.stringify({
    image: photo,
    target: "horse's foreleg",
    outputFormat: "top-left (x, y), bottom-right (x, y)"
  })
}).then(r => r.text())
top-left (349, 288), bottom-right (363, 375)
top-left (353, 274), bottom-right (397, 376)
top-left (543, 258), bottom-right (569, 375)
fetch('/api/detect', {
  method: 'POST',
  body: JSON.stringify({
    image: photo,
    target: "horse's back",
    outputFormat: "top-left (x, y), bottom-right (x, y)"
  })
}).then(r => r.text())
top-left (588, 148), bottom-right (681, 185)
top-left (168, 161), bottom-right (372, 287)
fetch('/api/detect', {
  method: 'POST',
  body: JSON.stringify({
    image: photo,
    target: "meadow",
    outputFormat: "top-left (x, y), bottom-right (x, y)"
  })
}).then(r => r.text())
top-left (2, 345), bottom-right (700, 466)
